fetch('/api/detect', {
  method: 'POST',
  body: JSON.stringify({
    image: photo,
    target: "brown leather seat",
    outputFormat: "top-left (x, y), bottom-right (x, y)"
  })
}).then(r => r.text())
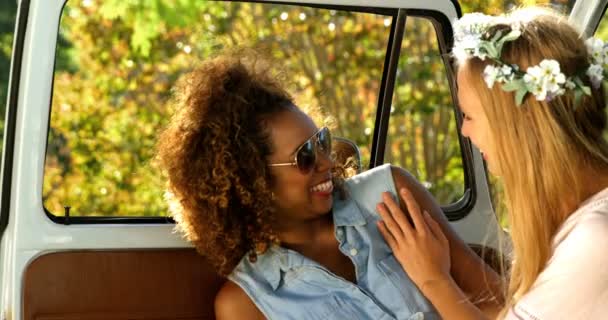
top-left (22, 242), bottom-right (504, 320)
top-left (23, 249), bottom-right (224, 320)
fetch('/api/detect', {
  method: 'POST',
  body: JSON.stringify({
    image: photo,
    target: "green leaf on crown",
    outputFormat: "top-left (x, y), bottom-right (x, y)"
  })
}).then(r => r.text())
top-left (495, 30), bottom-right (520, 53)
top-left (501, 79), bottom-right (526, 91)
top-left (514, 88), bottom-right (528, 106)
top-left (480, 41), bottom-right (499, 59)
top-left (574, 90), bottom-right (583, 110)
top-left (501, 79), bottom-right (529, 106)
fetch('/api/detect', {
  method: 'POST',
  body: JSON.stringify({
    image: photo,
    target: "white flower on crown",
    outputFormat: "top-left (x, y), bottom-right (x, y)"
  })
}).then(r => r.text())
top-left (483, 64), bottom-right (514, 88)
top-left (453, 12), bottom-right (605, 106)
top-left (500, 65), bottom-right (513, 77)
top-left (453, 13), bottom-right (495, 40)
top-left (540, 60), bottom-right (566, 92)
top-left (484, 65), bottom-right (500, 87)
top-left (529, 83), bottom-right (545, 100)
top-left (523, 60), bottom-right (566, 101)
top-left (565, 79), bottom-right (576, 90)
top-left (454, 35), bottom-right (486, 60)
top-left (587, 64), bottom-right (604, 88)
top-left (585, 38), bottom-right (608, 66)
top-left (453, 13), bottom-right (495, 61)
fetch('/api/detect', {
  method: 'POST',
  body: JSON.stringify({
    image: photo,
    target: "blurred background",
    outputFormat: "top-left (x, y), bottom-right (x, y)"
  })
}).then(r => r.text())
top-left (0, 0), bottom-right (582, 220)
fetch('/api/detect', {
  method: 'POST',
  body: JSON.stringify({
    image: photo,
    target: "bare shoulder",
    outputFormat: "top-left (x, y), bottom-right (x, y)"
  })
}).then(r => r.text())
top-left (215, 280), bottom-right (266, 320)
top-left (389, 165), bottom-right (442, 215)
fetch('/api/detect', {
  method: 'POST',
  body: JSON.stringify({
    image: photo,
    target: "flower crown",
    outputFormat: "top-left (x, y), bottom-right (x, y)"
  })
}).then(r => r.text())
top-left (453, 13), bottom-right (607, 106)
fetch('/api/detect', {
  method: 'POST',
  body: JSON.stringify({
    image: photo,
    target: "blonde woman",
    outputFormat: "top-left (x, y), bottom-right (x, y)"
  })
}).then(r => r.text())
top-left (377, 7), bottom-right (608, 320)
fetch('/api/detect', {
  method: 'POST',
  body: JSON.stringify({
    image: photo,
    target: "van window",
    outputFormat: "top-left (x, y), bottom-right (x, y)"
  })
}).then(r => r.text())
top-left (459, 1), bottom-right (577, 15)
top-left (43, 1), bottom-right (393, 218)
top-left (384, 16), bottom-right (464, 205)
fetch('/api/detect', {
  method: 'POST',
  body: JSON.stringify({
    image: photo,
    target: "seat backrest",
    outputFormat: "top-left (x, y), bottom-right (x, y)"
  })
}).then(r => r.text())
top-left (333, 137), bottom-right (362, 175)
top-left (23, 249), bottom-right (224, 320)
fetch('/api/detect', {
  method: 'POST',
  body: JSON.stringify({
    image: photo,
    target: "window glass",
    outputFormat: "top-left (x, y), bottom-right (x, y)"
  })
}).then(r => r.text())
top-left (44, 1), bottom-right (392, 218)
top-left (460, 0), bottom-right (576, 15)
top-left (0, 1), bottom-right (18, 158)
top-left (384, 16), bottom-right (464, 205)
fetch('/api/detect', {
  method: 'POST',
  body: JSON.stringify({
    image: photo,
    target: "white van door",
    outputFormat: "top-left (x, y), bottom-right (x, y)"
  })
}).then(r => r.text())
top-left (0, 0), bottom-right (505, 319)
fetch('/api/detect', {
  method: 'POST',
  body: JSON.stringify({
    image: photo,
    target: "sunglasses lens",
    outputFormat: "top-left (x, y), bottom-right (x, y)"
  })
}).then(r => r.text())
top-left (296, 140), bottom-right (316, 173)
top-left (318, 127), bottom-right (331, 156)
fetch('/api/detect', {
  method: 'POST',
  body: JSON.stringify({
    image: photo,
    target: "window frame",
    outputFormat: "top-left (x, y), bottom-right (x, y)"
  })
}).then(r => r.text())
top-left (40, 0), bottom-right (473, 224)
top-left (372, 8), bottom-right (475, 221)
top-left (0, 0), bottom-right (30, 236)
top-left (570, 0), bottom-right (608, 36)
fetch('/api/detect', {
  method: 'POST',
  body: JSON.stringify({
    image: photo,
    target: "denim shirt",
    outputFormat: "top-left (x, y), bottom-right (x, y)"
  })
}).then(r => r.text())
top-left (228, 164), bottom-right (439, 320)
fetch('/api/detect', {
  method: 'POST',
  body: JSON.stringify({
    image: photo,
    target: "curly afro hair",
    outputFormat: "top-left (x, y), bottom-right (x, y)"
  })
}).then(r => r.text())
top-left (156, 52), bottom-right (306, 276)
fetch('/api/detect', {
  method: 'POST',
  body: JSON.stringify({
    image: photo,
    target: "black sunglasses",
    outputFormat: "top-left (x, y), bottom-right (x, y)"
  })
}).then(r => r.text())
top-left (268, 127), bottom-right (332, 173)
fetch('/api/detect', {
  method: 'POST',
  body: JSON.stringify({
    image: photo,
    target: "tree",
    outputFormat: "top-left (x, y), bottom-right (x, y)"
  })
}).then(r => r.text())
top-left (42, 0), bottom-right (578, 217)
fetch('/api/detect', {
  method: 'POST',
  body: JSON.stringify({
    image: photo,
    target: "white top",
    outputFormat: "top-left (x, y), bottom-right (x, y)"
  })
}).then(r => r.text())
top-left (505, 187), bottom-right (608, 319)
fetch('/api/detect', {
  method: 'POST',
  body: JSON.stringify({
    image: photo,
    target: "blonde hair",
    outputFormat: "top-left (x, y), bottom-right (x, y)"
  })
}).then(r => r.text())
top-left (456, 7), bottom-right (608, 316)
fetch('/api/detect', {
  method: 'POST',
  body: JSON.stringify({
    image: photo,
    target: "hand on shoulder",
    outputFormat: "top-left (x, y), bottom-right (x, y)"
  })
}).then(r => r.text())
top-left (389, 166), bottom-right (445, 221)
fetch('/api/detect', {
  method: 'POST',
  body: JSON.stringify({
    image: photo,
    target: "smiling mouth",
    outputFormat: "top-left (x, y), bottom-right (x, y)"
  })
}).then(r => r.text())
top-left (310, 179), bottom-right (333, 193)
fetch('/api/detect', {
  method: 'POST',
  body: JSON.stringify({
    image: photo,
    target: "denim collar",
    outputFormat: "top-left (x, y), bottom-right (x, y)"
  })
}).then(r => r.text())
top-left (262, 193), bottom-right (368, 290)
top-left (332, 190), bottom-right (368, 227)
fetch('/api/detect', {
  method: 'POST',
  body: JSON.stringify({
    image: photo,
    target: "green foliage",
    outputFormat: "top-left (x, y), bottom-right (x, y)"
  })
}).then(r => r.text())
top-left (37, 0), bottom-right (577, 217)
top-left (44, 1), bottom-right (395, 216)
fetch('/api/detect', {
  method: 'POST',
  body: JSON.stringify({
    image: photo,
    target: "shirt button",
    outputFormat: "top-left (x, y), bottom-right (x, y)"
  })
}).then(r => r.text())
top-left (349, 248), bottom-right (358, 256)
top-left (336, 229), bottom-right (344, 237)
top-left (409, 312), bottom-right (424, 320)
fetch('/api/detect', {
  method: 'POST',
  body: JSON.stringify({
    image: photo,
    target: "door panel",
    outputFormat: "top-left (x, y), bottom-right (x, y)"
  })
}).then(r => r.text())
top-left (0, 1), bottom-right (498, 320)
top-left (23, 249), bottom-right (224, 320)
top-left (22, 246), bottom-right (502, 320)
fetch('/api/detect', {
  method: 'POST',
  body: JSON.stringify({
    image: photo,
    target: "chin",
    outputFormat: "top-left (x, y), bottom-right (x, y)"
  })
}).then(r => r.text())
top-left (486, 162), bottom-right (501, 176)
top-left (315, 196), bottom-right (333, 216)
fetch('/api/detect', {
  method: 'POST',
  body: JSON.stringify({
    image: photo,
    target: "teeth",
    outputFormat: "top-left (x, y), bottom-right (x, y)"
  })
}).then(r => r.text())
top-left (311, 180), bottom-right (333, 192)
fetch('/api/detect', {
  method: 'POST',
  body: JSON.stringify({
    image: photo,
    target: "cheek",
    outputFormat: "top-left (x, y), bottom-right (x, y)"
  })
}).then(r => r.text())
top-left (471, 118), bottom-right (491, 144)
top-left (461, 121), bottom-right (471, 137)
top-left (479, 120), bottom-right (493, 150)
top-left (270, 171), bottom-right (311, 202)
top-left (463, 122), bottom-right (480, 144)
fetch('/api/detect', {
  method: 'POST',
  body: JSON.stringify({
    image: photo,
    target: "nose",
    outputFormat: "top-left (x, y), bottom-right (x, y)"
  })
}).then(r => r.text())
top-left (460, 122), bottom-right (469, 138)
top-left (315, 149), bottom-right (334, 172)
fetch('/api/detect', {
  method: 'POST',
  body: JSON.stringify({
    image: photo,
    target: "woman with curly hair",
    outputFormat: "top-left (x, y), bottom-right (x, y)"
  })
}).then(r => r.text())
top-left (156, 52), bottom-right (500, 320)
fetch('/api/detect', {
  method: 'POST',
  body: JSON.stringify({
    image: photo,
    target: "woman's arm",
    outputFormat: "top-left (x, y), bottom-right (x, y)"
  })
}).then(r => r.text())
top-left (388, 166), bottom-right (504, 317)
top-left (413, 274), bottom-right (491, 320)
top-left (215, 280), bottom-right (266, 320)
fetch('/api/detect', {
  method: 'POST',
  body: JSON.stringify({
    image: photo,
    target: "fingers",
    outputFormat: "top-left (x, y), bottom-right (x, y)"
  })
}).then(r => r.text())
top-left (377, 220), bottom-right (399, 250)
top-left (381, 192), bottom-right (414, 238)
top-left (398, 188), bottom-right (429, 237)
top-left (376, 202), bottom-right (407, 241)
top-left (424, 211), bottom-right (449, 245)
